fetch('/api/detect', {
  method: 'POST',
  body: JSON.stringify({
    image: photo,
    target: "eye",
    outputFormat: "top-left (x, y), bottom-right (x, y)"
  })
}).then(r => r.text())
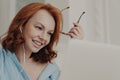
top-left (48, 32), bottom-right (53, 36)
top-left (35, 26), bottom-right (42, 30)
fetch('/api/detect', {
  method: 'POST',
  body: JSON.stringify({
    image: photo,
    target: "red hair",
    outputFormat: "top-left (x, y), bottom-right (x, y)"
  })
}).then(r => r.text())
top-left (2, 2), bottom-right (63, 63)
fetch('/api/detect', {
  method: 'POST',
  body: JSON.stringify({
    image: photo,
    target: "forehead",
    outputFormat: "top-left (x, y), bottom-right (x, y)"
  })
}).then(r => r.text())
top-left (29, 9), bottom-right (55, 30)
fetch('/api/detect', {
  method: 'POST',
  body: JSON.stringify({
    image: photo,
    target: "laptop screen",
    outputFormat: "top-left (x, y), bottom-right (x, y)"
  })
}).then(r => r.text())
top-left (60, 39), bottom-right (120, 80)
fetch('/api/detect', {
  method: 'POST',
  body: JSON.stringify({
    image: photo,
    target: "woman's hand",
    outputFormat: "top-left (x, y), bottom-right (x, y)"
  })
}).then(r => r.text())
top-left (68, 22), bottom-right (84, 39)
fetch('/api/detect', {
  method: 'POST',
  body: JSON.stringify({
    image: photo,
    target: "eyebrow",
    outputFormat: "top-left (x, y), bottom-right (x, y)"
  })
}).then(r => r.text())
top-left (35, 22), bottom-right (45, 27)
top-left (35, 22), bottom-right (55, 32)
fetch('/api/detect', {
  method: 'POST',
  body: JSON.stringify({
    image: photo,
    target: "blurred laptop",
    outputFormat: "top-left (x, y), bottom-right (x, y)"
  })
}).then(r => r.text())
top-left (60, 39), bottom-right (120, 80)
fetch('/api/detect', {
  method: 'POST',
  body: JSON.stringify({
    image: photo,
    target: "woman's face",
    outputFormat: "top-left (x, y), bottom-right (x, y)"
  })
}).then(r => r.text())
top-left (22, 9), bottom-right (55, 53)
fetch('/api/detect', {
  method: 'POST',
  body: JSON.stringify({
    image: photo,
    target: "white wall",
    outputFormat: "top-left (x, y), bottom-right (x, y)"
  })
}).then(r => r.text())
top-left (15, 0), bottom-right (44, 12)
top-left (109, 0), bottom-right (120, 45)
top-left (0, 0), bottom-right (16, 35)
top-left (69, 0), bottom-right (109, 43)
top-left (45, 0), bottom-right (120, 45)
top-left (69, 0), bottom-right (120, 45)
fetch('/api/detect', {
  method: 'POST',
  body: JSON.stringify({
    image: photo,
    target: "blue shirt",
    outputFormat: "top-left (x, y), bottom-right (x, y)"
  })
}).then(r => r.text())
top-left (0, 48), bottom-right (60, 80)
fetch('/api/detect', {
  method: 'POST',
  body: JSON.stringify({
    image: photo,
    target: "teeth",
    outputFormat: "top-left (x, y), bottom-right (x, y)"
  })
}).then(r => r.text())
top-left (35, 41), bottom-right (42, 46)
top-left (32, 40), bottom-right (43, 46)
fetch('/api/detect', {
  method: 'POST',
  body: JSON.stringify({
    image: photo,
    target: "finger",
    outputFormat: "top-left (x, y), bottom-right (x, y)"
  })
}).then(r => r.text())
top-left (68, 28), bottom-right (84, 39)
top-left (73, 23), bottom-right (80, 27)
top-left (68, 29), bottom-right (81, 38)
top-left (69, 28), bottom-right (79, 36)
top-left (73, 22), bottom-right (79, 27)
top-left (74, 27), bottom-right (81, 33)
top-left (68, 32), bottom-right (84, 39)
top-left (68, 32), bottom-right (77, 38)
top-left (70, 26), bottom-right (82, 35)
top-left (73, 23), bottom-right (84, 34)
top-left (69, 32), bottom-right (84, 39)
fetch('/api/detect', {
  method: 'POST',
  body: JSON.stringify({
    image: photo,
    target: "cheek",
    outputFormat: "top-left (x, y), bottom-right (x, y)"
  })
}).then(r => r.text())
top-left (45, 38), bottom-right (51, 46)
top-left (24, 28), bottom-right (37, 38)
top-left (23, 32), bottom-right (34, 43)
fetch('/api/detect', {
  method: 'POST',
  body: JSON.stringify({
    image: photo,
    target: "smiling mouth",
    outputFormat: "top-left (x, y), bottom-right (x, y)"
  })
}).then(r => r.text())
top-left (32, 39), bottom-right (44, 48)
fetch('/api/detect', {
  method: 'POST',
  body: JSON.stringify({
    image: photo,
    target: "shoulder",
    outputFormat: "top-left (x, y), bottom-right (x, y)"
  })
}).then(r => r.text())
top-left (0, 48), bottom-right (10, 58)
top-left (0, 48), bottom-right (5, 59)
top-left (0, 48), bottom-right (13, 64)
top-left (39, 62), bottom-right (61, 80)
top-left (48, 62), bottom-right (61, 80)
top-left (45, 62), bottom-right (60, 73)
top-left (0, 48), bottom-right (5, 70)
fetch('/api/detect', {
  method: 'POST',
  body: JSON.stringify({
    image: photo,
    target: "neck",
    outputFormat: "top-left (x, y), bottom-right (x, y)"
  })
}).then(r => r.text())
top-left (16, 44), bottom-right (32, 64)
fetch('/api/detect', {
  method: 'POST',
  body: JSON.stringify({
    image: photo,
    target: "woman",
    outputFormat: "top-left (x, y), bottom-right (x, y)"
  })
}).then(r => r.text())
top-left (0, 2), bottom-right (83, 80)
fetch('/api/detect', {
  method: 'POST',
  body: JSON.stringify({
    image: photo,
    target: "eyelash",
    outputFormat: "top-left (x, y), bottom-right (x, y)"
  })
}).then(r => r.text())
top-left (35, 26), bottom-right (42, 30)
top-left (48, 32), bottom-right (53, 36)
top-left (35, 26), bottom-right (53, 36)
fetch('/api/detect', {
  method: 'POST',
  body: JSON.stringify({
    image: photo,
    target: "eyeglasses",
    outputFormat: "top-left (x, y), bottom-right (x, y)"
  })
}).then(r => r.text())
top-left (60, 7), bottom-right (85, 36)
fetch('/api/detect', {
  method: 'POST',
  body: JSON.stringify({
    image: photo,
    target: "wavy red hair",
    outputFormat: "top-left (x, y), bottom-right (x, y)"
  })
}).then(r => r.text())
top-left (2, 2), bottom-right (63, 63)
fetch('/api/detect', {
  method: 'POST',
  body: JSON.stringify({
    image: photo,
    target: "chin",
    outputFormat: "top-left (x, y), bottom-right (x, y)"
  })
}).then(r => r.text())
top-left (28, 43), bottom-right (45, 53)
top-left (31, 46), bottom-right (44, 53)
top-left (31, 48), bottom-right (40, 53)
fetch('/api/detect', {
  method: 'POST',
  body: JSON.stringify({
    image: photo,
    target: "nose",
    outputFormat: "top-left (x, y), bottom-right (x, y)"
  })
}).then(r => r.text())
top-left (38, 32), bottom-right (48, 42)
